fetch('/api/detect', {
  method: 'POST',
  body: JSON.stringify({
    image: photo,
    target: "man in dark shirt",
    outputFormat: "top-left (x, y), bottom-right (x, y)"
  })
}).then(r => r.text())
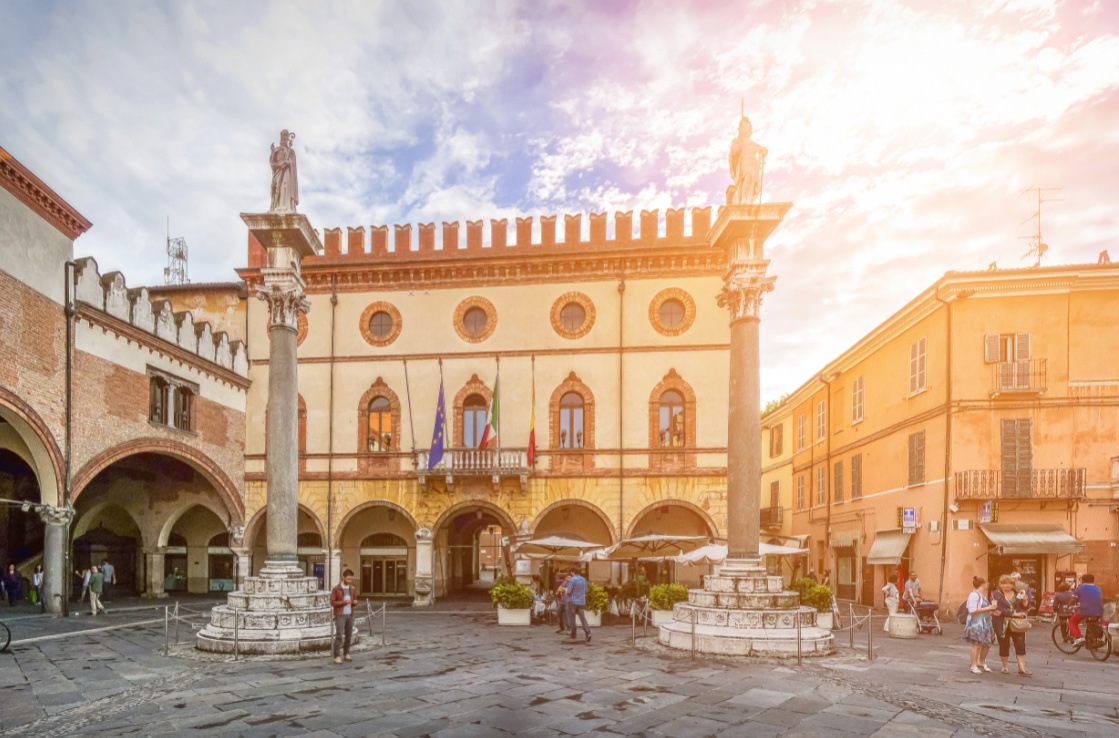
top-left (1069, 573), bottom-right (1104, 644)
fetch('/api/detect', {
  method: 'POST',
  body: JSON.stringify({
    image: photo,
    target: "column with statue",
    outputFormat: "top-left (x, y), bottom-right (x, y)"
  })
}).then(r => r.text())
top-left (198, 131), bottom-right (338, 654)
top-left (659, 114), bottom-right (833, 656)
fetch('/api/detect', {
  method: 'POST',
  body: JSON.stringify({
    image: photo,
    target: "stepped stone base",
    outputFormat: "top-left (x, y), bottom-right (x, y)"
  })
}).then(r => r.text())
top-left (659, 562), bottom-right (835, 657)
top-left (196, 572), bottom-right (344, 656)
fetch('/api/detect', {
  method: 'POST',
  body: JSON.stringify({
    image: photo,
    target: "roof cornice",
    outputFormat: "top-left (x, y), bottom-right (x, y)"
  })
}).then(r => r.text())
top-left (0, 146), bottom-right (92, 240)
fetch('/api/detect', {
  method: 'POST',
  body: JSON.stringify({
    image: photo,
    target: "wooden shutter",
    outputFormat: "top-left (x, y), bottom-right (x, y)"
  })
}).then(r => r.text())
top-left (1000, 418), bottom-right (1032, 497)
top-left (1016, 418), bottom-right (1032, 495)
top-left (851, 454), bottom-right (862, 498)
top-left (769, 480), bottom-right (780, 508)
top-left (834, 461), bottom-right (844, 501)
top-left (775, 425), bottom-right (783, 456)
top-left (907, 432), bottom-right (925, 486)
top-left (1016, 333), bottom-right (1031, 389)
top-left (984, 334), bottom-right (1000, 363)
top-left (915, 431), bottom-right (925, 483)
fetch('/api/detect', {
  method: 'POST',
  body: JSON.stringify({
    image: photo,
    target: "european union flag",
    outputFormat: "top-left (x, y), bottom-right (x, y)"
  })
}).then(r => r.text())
top-left (428, 378), bottom-right (446, 470)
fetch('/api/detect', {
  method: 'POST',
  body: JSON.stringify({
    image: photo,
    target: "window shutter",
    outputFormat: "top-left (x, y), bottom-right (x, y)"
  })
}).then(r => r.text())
top-left (916, 431), bottom-right (925, 483)
top-left (1000, 419), bottom-right (1019, 497)
top-left (851, 454), bottom-right (862, 498)
top-left (834, 461), bottom-right (844, 501)
top-left (1016, 333), bottom-right (1031, 389)
top-left (1016, 418), bottom-right (1032, 495)
top-left (769, 480), bottom-right (780, 508)
top-left (776, 425), bottom-right (783, 455)
top-left (984, 334), bottom-right (1000, 363)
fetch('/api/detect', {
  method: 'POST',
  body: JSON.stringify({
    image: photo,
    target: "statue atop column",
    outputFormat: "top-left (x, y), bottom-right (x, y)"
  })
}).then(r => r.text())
top-left (269, 129), bottom-right (299, 214)
top-left (728, 116), bottom-right (767, 205)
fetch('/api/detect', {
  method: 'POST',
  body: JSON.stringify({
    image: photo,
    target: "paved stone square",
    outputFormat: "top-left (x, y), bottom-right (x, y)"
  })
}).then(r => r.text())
top-left (2, 603), bottom-right (1117, 737)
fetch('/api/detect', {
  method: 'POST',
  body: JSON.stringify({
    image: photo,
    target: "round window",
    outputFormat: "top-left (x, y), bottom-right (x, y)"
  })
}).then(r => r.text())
top-left (463, 307), bottom-right (488, 336)
top-left (659, 298), bottom-right (686, 328)
top-left (369, 311), bottom-right (394, 339)
top-left (560, 303), bottom-right (586, 332)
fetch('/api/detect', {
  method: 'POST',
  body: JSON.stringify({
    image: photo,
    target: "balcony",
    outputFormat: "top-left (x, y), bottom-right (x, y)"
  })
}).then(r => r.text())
top-left (760, 505), bottom-right (784, 528)
top-left (415, 447), bottom-right (531, 492)
top-left (955, 468), bottom-right (1087, 500)
top-left (991, 359), bottom-right (1046, 397)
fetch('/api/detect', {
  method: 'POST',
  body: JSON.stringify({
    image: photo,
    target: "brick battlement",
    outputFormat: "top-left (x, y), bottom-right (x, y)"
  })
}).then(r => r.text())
top-left (247, 207), bottom-right (713, 268)
top-left (73, 257), bottom-right (248, 377)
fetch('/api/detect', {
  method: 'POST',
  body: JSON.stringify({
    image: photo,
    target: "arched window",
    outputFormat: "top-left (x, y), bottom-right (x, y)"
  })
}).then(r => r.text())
top-left (559, 392), bottom-right (584, 449)
top-left (463, 394), bottom-right (488, 448)
top-left (658, 390), bottom-right (685, 447)
top-left (361, 532), bottom-right (407, 548)
top-left (297, 532), bottom-right (323, 548)
top-left (367, 396), bottom-right (393, 452)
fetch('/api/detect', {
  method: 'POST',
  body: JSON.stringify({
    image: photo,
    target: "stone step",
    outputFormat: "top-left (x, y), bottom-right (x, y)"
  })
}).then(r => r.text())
top-left (225, 592), bottom-right (331, 611)
top-left (196, 629), bottom-right (335, 655)
top-left (688, 591), bottom-right (800, 610)
top-left (205, 603), bottom-right (333, 630)
top-left (241, 576), bottom-right (323, 595)
top-left (671, 602), bottom-right (821, 630)
top-left (702, 574), bottom-right (785, 593)
top-left (658, 619), bottom-right (835, 656)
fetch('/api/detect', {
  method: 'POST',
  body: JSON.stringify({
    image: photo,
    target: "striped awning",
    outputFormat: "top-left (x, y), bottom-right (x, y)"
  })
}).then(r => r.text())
top-left (980, 524), bottom-right (1084, 556)
top-left (830, 530), bottom-right (860, 548)
top-left (866, 529), bottom-right (912, 565)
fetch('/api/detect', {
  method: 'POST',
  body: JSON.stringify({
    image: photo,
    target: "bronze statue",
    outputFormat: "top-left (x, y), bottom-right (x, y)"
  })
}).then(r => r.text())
top-left (269, 129), bottom-right (299, 214)
top-left (728, 116), bottom-right (767, 205)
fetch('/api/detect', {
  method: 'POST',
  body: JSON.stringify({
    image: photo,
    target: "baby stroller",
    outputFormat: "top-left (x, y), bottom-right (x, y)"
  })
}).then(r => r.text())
top-left (913, 599), bottom-right (943, 635)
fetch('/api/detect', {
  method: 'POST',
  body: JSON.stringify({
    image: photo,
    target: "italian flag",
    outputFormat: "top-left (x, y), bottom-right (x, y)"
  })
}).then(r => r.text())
top-left (479, 375), bottom-right (499, 447)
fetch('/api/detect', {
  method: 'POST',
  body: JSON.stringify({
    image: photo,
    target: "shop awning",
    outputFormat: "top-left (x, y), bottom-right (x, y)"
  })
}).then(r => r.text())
top-left (865, 529), bottom-right (912, 565)
top-left (830, 530), bottom-right (860, 548)
top-left (980, 524), bottom-right (1085, 556)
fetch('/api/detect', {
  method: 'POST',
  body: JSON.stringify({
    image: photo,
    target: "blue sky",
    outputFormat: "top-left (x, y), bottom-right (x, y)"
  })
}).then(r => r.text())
top-left (3, 0), bottom-right (1118, 400)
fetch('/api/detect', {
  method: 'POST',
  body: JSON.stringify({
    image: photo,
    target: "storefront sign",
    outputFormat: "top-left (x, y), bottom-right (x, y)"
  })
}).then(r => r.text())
top-left (898, 506), bottom-right (918, 532)
top-left (979, 500), bottom-right (999, 524)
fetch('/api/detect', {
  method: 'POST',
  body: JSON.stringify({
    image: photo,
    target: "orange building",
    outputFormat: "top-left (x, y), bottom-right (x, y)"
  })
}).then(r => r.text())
top-left (772, 261), bottom-right (1119, 611)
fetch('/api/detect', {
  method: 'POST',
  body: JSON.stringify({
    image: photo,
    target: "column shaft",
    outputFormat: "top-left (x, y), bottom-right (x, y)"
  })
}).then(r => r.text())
top-left (727, 317), bottom-right (761, 560)
top-left (43, 522), bottom-right (65, 614)
top-left (266, 324), bottom-right (299, 565)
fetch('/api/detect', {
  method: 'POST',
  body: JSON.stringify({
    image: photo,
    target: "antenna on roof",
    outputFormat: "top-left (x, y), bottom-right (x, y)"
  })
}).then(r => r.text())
top-left (1019, 187), bottom-right (1062, 268)
top-left (163, 216), bottom-right (190, 285)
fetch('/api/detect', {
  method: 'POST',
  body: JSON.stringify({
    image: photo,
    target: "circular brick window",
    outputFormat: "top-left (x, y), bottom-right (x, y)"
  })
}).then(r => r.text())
top-left (296, 312), bottom-right (308, 346)
top-left (550, 292), bottom-right (596, 339)
top-left (359, 301), bottom-right (402, 347)
top-left (649, 288), bottom-right (696, 336)
top-left (453, 296), bottom-right (496, 343)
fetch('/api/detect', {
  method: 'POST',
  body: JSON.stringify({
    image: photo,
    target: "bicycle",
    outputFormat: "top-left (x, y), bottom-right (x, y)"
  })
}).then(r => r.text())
top-left (1052, 609), bottom-right (1111, 662)
top-left (0, 619), bottom-right (10, 653)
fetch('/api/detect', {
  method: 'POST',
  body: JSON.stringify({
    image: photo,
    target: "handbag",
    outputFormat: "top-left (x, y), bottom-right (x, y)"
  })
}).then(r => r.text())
top-left (1008, 616), bottom-right (1032, 632)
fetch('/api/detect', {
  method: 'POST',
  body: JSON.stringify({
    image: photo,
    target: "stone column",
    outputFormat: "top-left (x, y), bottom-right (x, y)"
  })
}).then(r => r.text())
top-left (413, 528), bottom-right (433, 606)
top-left (39, 505), bottom-right (73, 615)
top-left (255, 243), bottom-right (310, 579)
top-left (327, 548), bottom-right (342, 588)
top-left (144, 548), bottom-right (168, 598)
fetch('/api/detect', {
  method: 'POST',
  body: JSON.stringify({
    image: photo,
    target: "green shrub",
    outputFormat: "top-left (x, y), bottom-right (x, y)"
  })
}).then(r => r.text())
top-left (490, 580), bottom-right (534, 610)
top-left (586, 583), bottom-right (610, 615)
top-left (649, 583), bottom-right (689, 611)
top-left (803, 584), bottom-right (834, 613)
top-left (619, 576), bottom-right (651, 602)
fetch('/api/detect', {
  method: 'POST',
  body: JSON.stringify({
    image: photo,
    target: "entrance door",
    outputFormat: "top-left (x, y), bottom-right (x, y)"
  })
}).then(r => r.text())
top-left (860, 560), bottom-right (876, 606)
top-left (361, 558), bottom-right (408, 595)
top-left (835, 547), bottom-right (857, 601)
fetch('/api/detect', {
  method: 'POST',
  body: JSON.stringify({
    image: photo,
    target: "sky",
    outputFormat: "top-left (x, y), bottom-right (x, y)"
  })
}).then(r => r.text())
top-left (2, 0), bottom-right (1118, 402)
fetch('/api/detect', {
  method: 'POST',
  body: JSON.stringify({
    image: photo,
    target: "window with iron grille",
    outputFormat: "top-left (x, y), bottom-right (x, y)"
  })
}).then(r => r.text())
top-left (816, 400), bottom-right (826, 440)
top-left (907, 431), bottom-right (926, 486)
top-left (910, 337), bottom-right (927, 393)
top-left (796, 414), bottom-right (806, 450)
top-left (796, 474), bottom-right (805, 510)
top-left (851, 376), bottom-right (864, 423)
top-left (851, 454), bottom-right (863, 498)
top-left (816, 465), bottom-right (826, 505)
top-left (834, 460), bottom-right (844, 502)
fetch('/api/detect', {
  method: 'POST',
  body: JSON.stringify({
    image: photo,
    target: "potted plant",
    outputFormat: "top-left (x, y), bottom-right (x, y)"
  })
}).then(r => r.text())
top-left (584, 583), bottom-right (609, 626)
top-left (490, 578), bottom-right (534, 625)
top-left (649, 583), bottom-right (689, 625)
top-left (802, 583), bottom-right (834, 629)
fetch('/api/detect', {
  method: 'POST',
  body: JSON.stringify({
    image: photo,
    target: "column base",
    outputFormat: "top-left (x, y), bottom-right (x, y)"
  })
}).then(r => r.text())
top-left (259, 557), bottom-right (306, 580)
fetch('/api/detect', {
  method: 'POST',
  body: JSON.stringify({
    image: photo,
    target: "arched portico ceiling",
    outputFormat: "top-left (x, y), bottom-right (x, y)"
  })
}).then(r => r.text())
top-left (72, 500), bottom-right (145, 545)
top-left (334, 500), bottom-right (418, 549)
top-left (531, 499), bottom-right (616, 546)
top-left (72, 438), bottom-right (244, 522)
top-left (626, 499), bottom-right (718, 540)
top-left (432, 499), bottom-right (517, 538)
top-left (159, 503), bottom-right (230, 547)
top-left (0, 389), bottom-right (65, 506)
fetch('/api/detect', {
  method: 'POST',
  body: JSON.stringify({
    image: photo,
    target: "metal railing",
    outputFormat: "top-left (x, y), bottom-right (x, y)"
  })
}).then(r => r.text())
top-left (992, 359), bottom-right (1046, 395)
top-left (760, 505), bottom-right (784, 528)
top-left (955, 468), bottom-right (1087, 499)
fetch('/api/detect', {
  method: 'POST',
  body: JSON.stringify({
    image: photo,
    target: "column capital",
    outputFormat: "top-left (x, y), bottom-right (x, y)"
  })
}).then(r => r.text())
top-left (257, 282), bottom-right (310, 332)
top-left (38, 504), bottom-right (74, 526)
top-left (717, 266), bottom-right (776, 322)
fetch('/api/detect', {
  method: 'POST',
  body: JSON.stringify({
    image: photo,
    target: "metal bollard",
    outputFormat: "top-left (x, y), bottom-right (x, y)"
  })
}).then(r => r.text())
top-left (849, 604), bottom-right (855, 649)
top-left (173, 601), bottom-right (180, 645)
top-left (867, 612), bottom-right (874, 661)
top-left (690, 608), bottom-right (697, 660)
top-left (796, 611), bottom-right (803, 666)
top-left (163, 606), bottom-right (170, 656)
top-left (381, 604), bottom-right (386, 645)
top-left (233, 612), bottom-right (240, 661)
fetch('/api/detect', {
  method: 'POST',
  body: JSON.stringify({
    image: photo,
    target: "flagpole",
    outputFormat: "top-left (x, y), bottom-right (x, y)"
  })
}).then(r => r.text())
top-left (495, 355), bottom-right (501, 451)
top-left (530, 354), bottom-right (536, 469)
top-left (403, 358), bottom-right (417, 454)
top-left (438, 357), bottom-right (446, 445)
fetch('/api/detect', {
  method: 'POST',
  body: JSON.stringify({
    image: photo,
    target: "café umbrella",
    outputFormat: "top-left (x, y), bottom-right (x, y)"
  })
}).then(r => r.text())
top-left (602, 534), bottom-right (710, 560)
top-left (513, 536), bottom-right (606, 559)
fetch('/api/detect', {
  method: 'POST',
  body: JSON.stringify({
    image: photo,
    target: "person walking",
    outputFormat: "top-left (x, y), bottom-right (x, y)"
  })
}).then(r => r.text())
top-left (881, 579), bottom-right (899, 632)
top-left (564, 567), bottom-right (591, 643)
top-left (963, 576), bottom-right (996, 674)
top-left (77, 567), bottom-right (91, 603)
top-left (330, 569), bottom-right (356, 664)
top-left (88, 565), bottom-right (106, 616)
top-left (31, 565), bottom-right (43, 607)
top-left (903, 572), bottom-right (923, 613)
top-left (99, 559), bottom-right (116, 603)
top-left (555, 573), bottom-right (572, 634)
top-left (992, 574), bottom-right (1032, 676)
top-left (3, 564), bottom-right (20, 606)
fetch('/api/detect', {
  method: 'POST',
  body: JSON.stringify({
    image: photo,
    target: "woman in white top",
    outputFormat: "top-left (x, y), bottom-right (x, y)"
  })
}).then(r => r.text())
top-left (881, 580), bottom-right (899, 633)
top-left (963, 576), bottom-right (998, 674)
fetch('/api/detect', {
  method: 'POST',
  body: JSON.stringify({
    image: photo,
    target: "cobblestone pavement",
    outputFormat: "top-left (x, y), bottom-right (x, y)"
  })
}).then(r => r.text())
top-left (2, 603), bottom-right (1117, 737)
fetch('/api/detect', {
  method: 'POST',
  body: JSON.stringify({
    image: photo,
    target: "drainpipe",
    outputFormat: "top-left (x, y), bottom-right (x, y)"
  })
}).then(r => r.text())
top-left (934, 287), bottom-right (953, 608)
top-left (617, 276), bottom-right (625, 579)
top-left (326, 277), bottom-right (338, 586)
top-left (820, 372), bottom-right (835, 583)
top-left (62, 261), bottom-right (77, 618)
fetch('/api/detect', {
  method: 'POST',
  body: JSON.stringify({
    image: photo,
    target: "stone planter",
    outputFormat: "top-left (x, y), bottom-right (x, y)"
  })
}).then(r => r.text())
top-left (496, 607), bottom-right (531, 626)
top-left (889, 613), bottom-right (919, 638)
top-left (585, 611), bottom-right (602, 627)
top-left (815, 610), bottom-right (833, 630)
top-left (651, 609), bottom-right (674, 626)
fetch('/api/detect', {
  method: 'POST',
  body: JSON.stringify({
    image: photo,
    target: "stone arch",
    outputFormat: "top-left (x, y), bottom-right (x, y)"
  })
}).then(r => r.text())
top-left (357, 378), bottom-right (402, 473)
top-left (431, 498), bottom-right (517, 537)
top-left (648, 369), bottom-right (698, 469)
top-left (333, 499), bottom-right (419, 549)
top-left (244, 502), bottom-right (326, 550)
top-left (531, 498), bottom-right (616, 545)
top-left (548, 371), bottom-right (596, 452)
top-left (72, 438), bottom-right (244, 521)
top-left (626, 498), bottom-right (718, 539)
top-left (452, 374), bottom-right (491, 447)
top-left (0, 387), bottom-right (64, 505)
top-left (156, 498), bottom-right (233, 548)
top-left (70, 499), bottom-right (146, 546)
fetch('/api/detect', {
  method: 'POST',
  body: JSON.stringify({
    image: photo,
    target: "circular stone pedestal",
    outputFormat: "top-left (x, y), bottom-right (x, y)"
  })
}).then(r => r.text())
top-left (888, 613), bottom-right (919, 639)
top-left (659, 567), bottom-right (834, 657)
top-left (197, 574), bottom-right (341, 655)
